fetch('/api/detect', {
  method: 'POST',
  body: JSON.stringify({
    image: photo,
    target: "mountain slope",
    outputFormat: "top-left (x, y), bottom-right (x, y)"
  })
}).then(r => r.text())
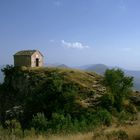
top-left (57, 64), bottom-right (69, 68)
top-left (78, 64), bottom-right (140, 91)
top-left (85, 64), bottom-right (108, 75)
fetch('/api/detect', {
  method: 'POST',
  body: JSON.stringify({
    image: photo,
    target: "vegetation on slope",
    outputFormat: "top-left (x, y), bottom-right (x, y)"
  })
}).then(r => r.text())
top-left (0, 65), bottom-right (138, 139)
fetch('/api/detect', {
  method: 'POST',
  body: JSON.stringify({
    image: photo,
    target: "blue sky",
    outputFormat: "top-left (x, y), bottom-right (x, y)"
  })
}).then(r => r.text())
top-left (1, 0), bottom-right (140, 70)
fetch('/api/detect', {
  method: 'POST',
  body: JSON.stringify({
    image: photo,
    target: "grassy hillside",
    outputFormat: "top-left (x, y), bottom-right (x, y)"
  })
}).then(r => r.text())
top-left (0, 66), bottom-right (139, 140)
top-left (15, 67), bottom-right (106, 108)
top-left (6, 66), bottom-right (104, 96)
top-left (27, 67), bottom-right (104, 92)
top-left (0, 66), bottom-right (107, 129)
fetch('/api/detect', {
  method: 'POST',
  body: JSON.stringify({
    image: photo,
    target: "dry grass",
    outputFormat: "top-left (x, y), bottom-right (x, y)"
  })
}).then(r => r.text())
top-left (0, 122), bottom-right (140, 140)
top-left (111, 127), bottom-right (140, 140)
top-left (22, 133), bottom-right (94, 140)
top-left (19, 121), bottom-right (140, 140)
top-left (23, 66), bottom-right (102, 89)
top-left (1, 113), bottom-right (140, 140)
top-left (47, 133), bottom-right (93, 140)
top-left (123, 123), bottom-right (140, 140)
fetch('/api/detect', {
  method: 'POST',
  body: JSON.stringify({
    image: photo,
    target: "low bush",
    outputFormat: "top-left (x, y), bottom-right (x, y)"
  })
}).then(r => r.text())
top-left (5, 119), bottom-right (23, 137)
top-left (31, 113), bottom-right (48, 132)
top-left (96, 109), bottom-right (112, 126)
top-left (106, 130), bottom-right (128, 140)
top-left (100, 93), bottom-right (114, 111)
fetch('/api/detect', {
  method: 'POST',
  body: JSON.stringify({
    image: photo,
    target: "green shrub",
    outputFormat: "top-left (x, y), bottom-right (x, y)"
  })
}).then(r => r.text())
top-left (50, 113), bottom-right (66, 131)
top-left (118, 110), bottom-right (131, 123)
top-left (31, 113), bottom-right (48, 132)
top-left (115, 130), bottom-right (128, 140)
top-left (24, 127), bottom-right (36, 137)
top-left (104, 69), bottom-right (133, 112)
top-left (126, 104), bottom-right (137, 114)
top-left (100, 93), bottom-right (114, 110)
top-left (96, 109), bottom-right (112, 126)
top-left (5, 119), bottom-right (23, 137)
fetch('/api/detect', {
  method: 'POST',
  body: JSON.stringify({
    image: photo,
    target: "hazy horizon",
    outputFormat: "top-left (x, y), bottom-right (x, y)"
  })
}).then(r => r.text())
top-left (1, 0), bottom-right (140, 70)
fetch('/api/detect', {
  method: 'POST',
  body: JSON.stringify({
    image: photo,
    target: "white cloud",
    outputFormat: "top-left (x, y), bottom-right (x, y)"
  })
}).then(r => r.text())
top-left (61, 40), bottom-right (89, 49)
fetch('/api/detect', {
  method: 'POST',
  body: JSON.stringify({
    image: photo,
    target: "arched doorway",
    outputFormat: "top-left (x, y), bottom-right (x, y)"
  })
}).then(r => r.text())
top-left (36, 58), bottom-right (39, 67)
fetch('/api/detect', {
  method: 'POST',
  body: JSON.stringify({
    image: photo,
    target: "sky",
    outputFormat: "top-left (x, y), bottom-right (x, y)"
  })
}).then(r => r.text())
top-left (1, 0), bottom-right (140, 70)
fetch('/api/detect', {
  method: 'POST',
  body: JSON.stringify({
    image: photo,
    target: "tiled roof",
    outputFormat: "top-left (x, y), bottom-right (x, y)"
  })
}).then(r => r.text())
top-left (14, 50), bottom-right (39, 56)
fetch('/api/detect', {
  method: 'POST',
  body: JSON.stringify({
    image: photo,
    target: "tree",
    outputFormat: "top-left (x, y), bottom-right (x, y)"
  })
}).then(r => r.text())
top-left (104, 69), bottom-right (133, 111)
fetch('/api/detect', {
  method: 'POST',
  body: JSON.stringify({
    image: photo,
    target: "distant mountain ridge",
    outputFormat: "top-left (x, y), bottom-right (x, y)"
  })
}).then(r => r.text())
top-left (79, 64), bottom-right (108, 75)
top-left (78, 64), bottom-right (140, 91)
top-left (57, 64), bottom-right (69, 68)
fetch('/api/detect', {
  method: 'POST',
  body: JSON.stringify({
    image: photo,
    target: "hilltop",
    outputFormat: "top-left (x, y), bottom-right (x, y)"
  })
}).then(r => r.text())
top-left (2, 66), bottom-right (106, 109)
top-left (0, 66), bottom-right (113, 134)
top-left (0, 66), bottom-right (140, 139)
top-left (1, 63), bottom-right (140, 90)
